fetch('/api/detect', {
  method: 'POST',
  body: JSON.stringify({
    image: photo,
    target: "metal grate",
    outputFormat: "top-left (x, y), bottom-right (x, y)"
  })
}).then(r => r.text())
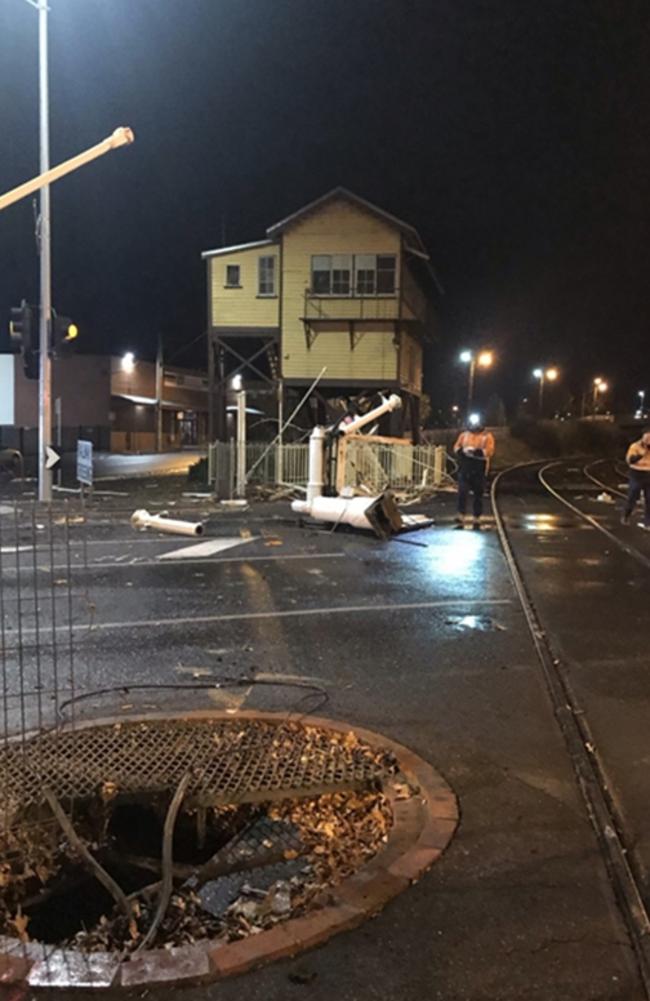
top-left (1, 718), bottom-right (393, 827)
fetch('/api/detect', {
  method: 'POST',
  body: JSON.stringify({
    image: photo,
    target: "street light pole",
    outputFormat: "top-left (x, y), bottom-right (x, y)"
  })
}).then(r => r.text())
top-left (38, 0), bottom-right (52, 502)
top-left (467, 356), bottom-right (477, 410)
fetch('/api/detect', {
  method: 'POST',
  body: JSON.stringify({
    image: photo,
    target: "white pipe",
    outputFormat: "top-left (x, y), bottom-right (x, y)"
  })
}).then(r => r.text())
top-left (236, 389), bottom-right (247, 498)
top-left (131, 509), bottom-right (204, 537)
top-left (306, 426), bottom-right (326, 503)
top-left (292, 493), bottom-right (402, 535)
top-left (340, 394), bottom-right (402, 436)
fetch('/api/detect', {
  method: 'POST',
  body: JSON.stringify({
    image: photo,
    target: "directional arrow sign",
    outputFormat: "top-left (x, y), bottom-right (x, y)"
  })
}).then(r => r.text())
top-left (45, 445), bottom-right (61, 471)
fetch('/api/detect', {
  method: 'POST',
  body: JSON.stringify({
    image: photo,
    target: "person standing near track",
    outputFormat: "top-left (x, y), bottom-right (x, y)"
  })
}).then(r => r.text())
top-left (453, 418), bottom-right (496, 528)
top-left (622, 428), bottom-right (650, 529)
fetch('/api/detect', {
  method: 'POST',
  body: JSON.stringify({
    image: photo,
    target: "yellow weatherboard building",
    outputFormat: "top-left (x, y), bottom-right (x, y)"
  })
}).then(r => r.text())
top-left (202, 188), bottom-right (441, 439)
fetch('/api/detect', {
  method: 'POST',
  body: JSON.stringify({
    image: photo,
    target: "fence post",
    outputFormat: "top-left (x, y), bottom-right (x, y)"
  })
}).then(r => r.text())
top-left (433, 445), bottom-right (445, 487)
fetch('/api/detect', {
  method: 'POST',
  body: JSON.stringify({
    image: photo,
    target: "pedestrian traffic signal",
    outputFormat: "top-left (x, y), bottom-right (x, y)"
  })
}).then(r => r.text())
top-left (52, 313), bottom-right (79, 357)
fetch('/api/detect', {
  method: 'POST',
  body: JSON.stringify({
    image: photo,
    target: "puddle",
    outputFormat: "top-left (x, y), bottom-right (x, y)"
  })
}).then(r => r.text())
top-left (445, 614), bottom-right (506, 632)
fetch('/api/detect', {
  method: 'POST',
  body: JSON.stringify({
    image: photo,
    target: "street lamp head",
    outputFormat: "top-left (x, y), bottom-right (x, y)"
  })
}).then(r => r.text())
top-left (598, 381), bottom-right (609, 393)
top-left (533, 368), bottom-right (543, 380)
top-left (477, 350), bottom-right (494, 368)
top-left (459, 350), bottom-right (472, 364)
top-left (122, 351), bottom-right (135, 373)
top-left (231, 374), bottom-right (243, 391)
top-left (594, 376), bottom-right (604, 387)
top-left (545, 367), bottom-right (559, 382)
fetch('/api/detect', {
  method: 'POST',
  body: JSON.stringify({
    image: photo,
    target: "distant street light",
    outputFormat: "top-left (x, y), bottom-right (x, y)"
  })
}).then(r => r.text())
top-left (592, 377), bottom-right (609, 414)
top-left (533, 366), bottom-right (559, 415)
top-left (122, 351), bottom-right (135, 373)
top-left (459, 349), bottom-right (494, 410)
top-left (636, 389), bottom-right (646, 419)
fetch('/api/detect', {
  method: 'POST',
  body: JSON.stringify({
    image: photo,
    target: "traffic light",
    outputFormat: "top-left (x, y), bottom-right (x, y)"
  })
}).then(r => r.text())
top-left (52, 312), bottom-right (79, 358)
top-left (4, 301), bottom-right (39, 379)
top-left (2, 300), bottom-right (35, 355)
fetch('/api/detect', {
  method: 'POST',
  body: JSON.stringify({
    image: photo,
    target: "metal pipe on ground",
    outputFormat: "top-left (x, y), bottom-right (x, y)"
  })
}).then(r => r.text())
top-left (131, 509), bottom-right (204, 537)
top-left (292, 492), bottom-right (402, 539)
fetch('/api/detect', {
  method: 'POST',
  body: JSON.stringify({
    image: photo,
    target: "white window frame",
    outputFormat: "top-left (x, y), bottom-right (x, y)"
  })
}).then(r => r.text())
top-left (258, 255), bottom-right (277, 296)
top-left (311, 255), bottom-right (333, 295)
top-left (355, 254), bottom-right (376, 296)
top-left (376, 254), bottom-right (397, 295)
top-left (225, 263), bottom-right (241, 288)
top-left (310, 254), bottom-right (397, 297)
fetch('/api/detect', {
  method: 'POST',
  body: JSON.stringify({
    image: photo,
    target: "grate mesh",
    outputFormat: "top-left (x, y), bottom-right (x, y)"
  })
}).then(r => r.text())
top-left (0, 718), bottom-right (393, 828)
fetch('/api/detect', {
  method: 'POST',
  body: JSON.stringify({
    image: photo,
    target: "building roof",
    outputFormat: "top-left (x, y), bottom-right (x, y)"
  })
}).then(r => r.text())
top-left (201, 239), bottom-right (275, 260)
top-left (266, 186), bottom-right (419, 243)
top-left (266, 187), bottom-right (443, 294)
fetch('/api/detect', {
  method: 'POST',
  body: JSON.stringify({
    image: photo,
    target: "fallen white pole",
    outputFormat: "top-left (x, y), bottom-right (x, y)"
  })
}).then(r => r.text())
top-left (340, 394), bottom-right (402, 436)
top-left (292, 491), bottom-right (402, 538)
top-left (0, 127), bottom-right (135, 213)
top-left (131, 509), bottom-right (204, 537)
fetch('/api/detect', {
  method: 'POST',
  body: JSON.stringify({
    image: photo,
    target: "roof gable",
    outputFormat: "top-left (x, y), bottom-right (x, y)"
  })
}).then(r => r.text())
top-left (266, 187), bottom-right (425, 251)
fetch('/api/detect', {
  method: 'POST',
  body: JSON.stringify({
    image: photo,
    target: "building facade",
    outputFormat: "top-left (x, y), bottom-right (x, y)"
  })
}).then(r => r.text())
top-left (202, 188), bottom-right (441, 441)
top-left (0, 354), bottom-right (210, 455)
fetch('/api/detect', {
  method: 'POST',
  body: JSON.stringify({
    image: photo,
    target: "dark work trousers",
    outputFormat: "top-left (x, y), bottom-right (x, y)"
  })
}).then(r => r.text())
top-left (624, 469), bottom-right (650, 525)
top-left (458, 465), bottom-right (487, 519)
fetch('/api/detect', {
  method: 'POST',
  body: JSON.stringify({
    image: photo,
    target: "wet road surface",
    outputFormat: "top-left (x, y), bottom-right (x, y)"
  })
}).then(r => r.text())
top-left (0, 480), bottom-right (646, 1000)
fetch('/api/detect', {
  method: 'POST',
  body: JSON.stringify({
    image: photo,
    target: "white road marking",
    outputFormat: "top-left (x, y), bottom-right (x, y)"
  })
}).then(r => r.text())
top-left (22, 598), bottom-right (513, 637)
top-left (158, 536), bottom-right (255, 561)
top-left (3, 552), bottom-right (347, 573)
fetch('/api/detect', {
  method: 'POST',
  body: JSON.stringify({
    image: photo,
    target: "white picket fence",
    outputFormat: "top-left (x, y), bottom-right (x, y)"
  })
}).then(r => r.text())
top-left (207, 440), bottom-right (448, 494)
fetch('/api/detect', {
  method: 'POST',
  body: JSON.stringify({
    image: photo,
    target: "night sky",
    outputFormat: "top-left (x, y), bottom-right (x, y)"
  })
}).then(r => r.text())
top-left (1, 0), bottom-right (650, 414)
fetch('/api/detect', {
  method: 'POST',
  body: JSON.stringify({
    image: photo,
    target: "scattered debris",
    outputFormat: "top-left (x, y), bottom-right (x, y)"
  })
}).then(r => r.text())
top-left (219, 499), bottom-right (249, 510)
top-left (595, 492), bottom-right (615, 504)
top-left (131, 509), bottom-right (204, 537)
top-left (288, 967), bottom-right (317, 985)
top-left (0, 788), bottom-right (393, 954)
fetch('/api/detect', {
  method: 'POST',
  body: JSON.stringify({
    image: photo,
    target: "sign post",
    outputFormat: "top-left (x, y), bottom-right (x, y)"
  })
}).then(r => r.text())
top-left (76, 439), bottom-right (93, 503)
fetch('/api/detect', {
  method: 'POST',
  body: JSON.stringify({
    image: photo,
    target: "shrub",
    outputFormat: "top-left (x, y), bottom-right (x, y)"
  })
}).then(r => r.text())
top-left (509, 418), bottom-right (562, 456)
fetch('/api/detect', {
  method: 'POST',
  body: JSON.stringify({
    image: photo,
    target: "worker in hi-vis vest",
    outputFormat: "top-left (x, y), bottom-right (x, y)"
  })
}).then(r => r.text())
top-left (622, 427), bottom-right (650, 529)
top-left (453, 419), bottom-right (496, 527)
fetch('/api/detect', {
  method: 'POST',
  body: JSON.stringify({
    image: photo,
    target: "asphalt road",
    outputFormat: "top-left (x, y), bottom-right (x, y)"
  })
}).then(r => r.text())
top-left (91, 449), bottom-right (205, 479)
top-left (0, 476), bottom-right (645, 1000)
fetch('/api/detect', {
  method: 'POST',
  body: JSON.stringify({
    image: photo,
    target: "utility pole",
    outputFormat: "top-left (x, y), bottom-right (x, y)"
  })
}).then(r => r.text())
top-left (155, 333), bottom-right (163, 452)
top-left (38, 0), bottom-right (52, 502)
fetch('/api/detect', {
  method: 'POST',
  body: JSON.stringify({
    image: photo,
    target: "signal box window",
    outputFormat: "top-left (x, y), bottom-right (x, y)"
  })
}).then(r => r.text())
top-left (225, 264), bottom-right (241, 287)
top-left (311, 255), bottom-right (331, 294)
top-left (258, 256), bottom-right (276, 295)
top-left (376, 255), bottom-right (396, 294)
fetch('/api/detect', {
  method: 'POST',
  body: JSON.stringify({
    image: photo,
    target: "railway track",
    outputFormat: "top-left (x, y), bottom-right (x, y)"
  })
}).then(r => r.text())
top-left (492, 459), bottom-right (650, 996)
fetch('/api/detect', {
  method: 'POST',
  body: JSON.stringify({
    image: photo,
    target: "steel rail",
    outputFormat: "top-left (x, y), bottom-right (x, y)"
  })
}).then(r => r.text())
top-left (582, 458), bottom-right (627, 499)
top-left (539, 461), bottom-right (650, 571)
top-left (491, 463), bottom-right (650, 996)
